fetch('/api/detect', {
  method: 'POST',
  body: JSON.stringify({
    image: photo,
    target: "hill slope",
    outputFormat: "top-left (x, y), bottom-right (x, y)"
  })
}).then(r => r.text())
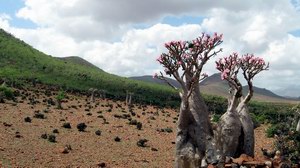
top-left (58, 56), bottom-right (102, 71)
top-left (0, 28), bottom-right (179, 107)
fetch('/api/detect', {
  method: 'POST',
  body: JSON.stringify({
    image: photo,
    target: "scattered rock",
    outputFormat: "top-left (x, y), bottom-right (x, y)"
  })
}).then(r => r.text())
top-left (15, 131), bottom-right (22, 138)
top-left (136, 122), bottom-right (142, 130)
top-left (137, 139), bottom-right (148, 147)
top-left (53, 129), bottom-right (59, 134)
top-left (61, 147), bottom-right (69, 154)
top-left (41, 133), bottom-right (48, 139)
top-left (34, 112), bottom-right (45, 119)
top-left (3, 122), bottom-right (12, 127)
top-left (48, 134), bottom-right (56, 143)
top-left (97, 162), bottom-right (106, 168)
top-left (129, 119), bottom-right (137, 125)
top-left (95, 130), bottom-right (102, 136)
top-left (61, 145), bottom-right (72, 154)
top-left (62, 122), bottom-right (71, 129)
top-left (151, 147), bottom-right (158, 151)
top-left (114, 136), bottom-right (121, 142)
top-left (24, 117), bottom-right (32, 123)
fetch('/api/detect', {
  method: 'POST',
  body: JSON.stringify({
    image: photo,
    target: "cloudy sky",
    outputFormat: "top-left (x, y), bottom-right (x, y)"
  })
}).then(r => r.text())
top-left (0, 0), bottom-right (300, 97)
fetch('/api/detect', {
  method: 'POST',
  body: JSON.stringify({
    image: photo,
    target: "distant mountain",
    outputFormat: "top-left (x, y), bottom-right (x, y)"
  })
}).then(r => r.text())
top-left (200, 73), bottom-right (294, 102)
top-left (131, 73), bottom-right (297, 103)
top-left (274, 87), bottom-right (300, 98)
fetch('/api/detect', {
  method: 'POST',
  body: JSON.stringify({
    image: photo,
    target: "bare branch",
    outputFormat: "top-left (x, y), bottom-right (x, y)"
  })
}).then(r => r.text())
top-left (157, 72), bottom-right (179, 91)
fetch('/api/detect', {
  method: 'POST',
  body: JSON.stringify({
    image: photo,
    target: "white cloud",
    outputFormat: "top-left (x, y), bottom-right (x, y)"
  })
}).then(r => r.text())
top-left (83, 24), bottom-right (202, 76)
top-left (1, 0), bottom-right (300, 96)
top-left (0, 13), bottom-right (11, 30)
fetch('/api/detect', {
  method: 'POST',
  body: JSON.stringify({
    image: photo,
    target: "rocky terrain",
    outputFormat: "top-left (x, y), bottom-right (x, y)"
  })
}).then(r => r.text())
top-left (0, 84), bottom-right (276, 168)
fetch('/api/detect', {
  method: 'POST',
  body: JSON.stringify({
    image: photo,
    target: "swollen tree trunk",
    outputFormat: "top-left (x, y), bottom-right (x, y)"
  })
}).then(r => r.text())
top-left (296, 119), bottom-right (300, 132)
top-left (89, 88), bottom-right (97, 103)
top-left (215, 96), bottom-right (242, 158)
top-left (175, 86), bottom-right (213, 168)
top-left (125, 92), bottom-right (129, 105)
top-left (236, 102), bottom-right (254, 157)
top-left (128, 94), bottom-right (132, 106)
top-left (90, 91), bottom-right (95, 103)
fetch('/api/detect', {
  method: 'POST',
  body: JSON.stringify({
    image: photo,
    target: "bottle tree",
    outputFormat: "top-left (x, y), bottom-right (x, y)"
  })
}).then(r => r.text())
top-left (292, 104), bottom-right (300, 132)
top-left (155, 32), bottom-right (223, 167)
top-left (215, 53), bottom-right (269, 157)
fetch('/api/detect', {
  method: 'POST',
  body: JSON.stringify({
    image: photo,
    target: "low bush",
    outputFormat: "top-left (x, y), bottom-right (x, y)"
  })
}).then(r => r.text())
top-left (0, 85), bottom-right (14, 100)
top-left (77, 123), bottom-right (87, 132)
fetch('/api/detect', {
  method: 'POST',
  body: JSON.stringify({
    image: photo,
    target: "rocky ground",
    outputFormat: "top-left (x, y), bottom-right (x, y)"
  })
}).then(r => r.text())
top-left (0, 86), bottom-right (274, 168)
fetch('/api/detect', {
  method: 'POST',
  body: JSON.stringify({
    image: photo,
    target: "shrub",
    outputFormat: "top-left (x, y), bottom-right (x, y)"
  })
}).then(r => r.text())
top-left (129, 119), bottom-right (137, 125)
top-left (62, 122), bottom-right (71, 129)
top-left (0, 85), bottom-right (14, 100)
top-left (137, 139), bottom-right (148, 147)
top-left (48, 134), bottom-right (56, 143)
top-left (24, 117), bottom-right (32, 123)
top-left (136, 122), bottom-right (142, 130)
top-left (56, 90), bottom-right (65, 101)
top-left (56, 90), bottom-right (65, 109)
top-left (274, 132), bottom-right (300, 165)
top-left (53, 129), bottom-right (59, 134)
top-left (34, 113), bottom-right (45, 119)
top-left (249, 113), bottom-right (261, 129)
top-left (211, 114), bottom-right (221, 123)
top-left (266, 123), bottom-right (290, 138)
top-left (41, 133), bottom-right (48, 139)
top-left (77, 123), bottom-right (87, 132)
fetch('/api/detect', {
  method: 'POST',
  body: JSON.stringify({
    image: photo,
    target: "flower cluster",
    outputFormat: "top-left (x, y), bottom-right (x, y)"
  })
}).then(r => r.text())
top-left (155, 32), bottom-right (223, 79)
top-left (215, 52), bottom-right (240, 80)
top-left (216, 52), bottom-right (268, 82)
top-left (241, 54), bottom-right (266, 71)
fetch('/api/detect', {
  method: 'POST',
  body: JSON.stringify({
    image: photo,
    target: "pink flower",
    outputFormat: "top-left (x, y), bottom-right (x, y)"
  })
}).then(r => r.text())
top-left (156, 55), bottom-right (163, 63)
top-left (221, 69), bottom-right (230, 80)
top-left (164, 42), bottom-right (171, 48)
top-left (177, 61), bottom-right (182, 65)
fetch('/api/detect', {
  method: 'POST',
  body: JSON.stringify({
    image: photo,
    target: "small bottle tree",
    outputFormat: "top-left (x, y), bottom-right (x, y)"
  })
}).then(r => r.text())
top-left (56, 90), bottom-right (65, 109)
top-left (292, 104), bottom-right (300, 132)
top-left (155, 32), bottom-right (223, 167)
top-left (88, 88), bottom-right (98, 103)
top-left (215, 53), bottom-right (269, 157)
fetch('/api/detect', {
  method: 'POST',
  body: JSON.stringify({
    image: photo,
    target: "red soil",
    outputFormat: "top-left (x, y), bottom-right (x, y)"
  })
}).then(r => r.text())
top-left (0, 88), bottom-right (274, 167)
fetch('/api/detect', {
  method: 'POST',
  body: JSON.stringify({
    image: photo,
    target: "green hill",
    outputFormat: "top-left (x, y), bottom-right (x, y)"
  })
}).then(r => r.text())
top-left (0, 28), bottom-right (179, 107)
top-left (58, 56), bottom-right (102, 71)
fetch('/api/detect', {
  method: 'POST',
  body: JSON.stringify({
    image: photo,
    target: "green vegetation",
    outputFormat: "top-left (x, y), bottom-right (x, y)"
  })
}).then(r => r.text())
top-left (0, 28), bottom-right (178, 107)
top-left (0, 84), bottom-right (14, 100)
top-left (56, 90), bottom-right (65, 109)
top-left (56, 90), bottom-right (65, 101)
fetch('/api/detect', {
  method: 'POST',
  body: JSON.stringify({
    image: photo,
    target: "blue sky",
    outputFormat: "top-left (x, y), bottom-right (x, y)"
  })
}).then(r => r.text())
top-left (0, 0), bottom-right (36, 28)
top-left (1, 0), bottom-right (300, 97)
